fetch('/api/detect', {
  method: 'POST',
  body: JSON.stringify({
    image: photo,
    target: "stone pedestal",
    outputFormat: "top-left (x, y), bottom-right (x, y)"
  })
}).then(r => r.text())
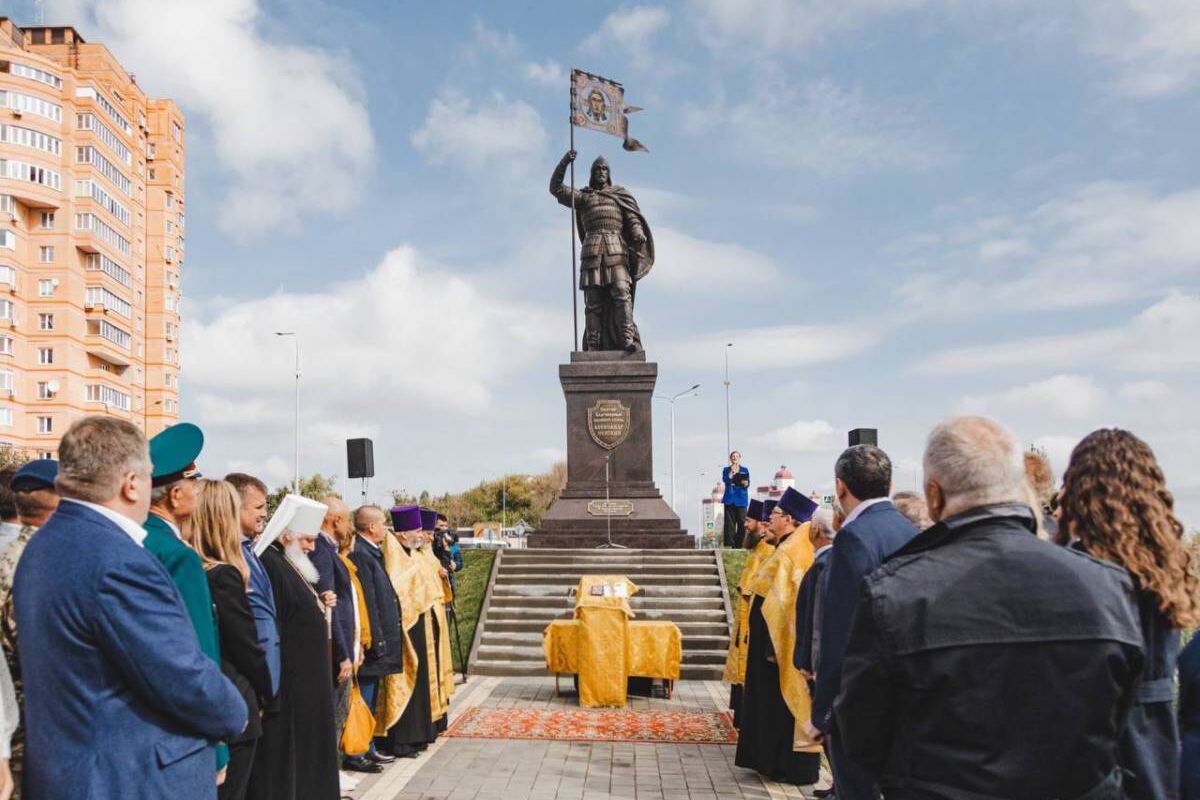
top-left (529, 351), bottom-right (692, 549)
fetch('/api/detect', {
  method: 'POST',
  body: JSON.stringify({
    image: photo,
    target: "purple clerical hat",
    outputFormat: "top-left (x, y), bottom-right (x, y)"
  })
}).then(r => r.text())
top-left (760, 499), bottom-right (778, 522)
top-left (391, 504), bottom-right (423, 532)
top-left (778, 486), bottom-right (817, 524)
top-left (419, 508), bottom-right (439, 532)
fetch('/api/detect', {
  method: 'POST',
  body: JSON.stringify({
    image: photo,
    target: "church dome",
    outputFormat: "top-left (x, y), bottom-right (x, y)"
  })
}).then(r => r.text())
top-left (774, 465), bottom-right (794, 480)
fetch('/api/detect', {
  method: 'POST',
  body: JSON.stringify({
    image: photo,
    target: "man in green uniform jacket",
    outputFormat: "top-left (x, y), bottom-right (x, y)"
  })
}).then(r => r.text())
top-left (144, 422), bottom-right (230, 775)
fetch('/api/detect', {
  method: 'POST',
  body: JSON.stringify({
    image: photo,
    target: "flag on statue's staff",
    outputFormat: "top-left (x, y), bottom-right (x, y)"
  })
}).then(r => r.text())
top-left (571, 68), bottom-right (648, 152)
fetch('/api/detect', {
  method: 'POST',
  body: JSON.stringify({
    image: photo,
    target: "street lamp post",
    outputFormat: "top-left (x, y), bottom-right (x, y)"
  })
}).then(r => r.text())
top-left (723, 343), bottom-right (733, 455)
top-left (653, 383), bottom-right (700, 514)
top-left (275, 332), bottom-right (300, 494)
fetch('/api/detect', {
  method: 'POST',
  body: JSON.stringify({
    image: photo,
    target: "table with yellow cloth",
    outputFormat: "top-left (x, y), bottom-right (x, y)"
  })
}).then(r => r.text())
top-left (542, 576), bottom-right (682, 707)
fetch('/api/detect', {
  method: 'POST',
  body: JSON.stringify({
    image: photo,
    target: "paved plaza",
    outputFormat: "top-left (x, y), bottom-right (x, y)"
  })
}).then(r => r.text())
top-left (347, 676), bottom-right (828, 800)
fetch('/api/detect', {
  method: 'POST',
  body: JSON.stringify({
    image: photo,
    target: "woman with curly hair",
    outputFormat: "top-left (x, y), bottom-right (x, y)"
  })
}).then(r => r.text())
top-left (1059, 428), bottom-right (1199, 800)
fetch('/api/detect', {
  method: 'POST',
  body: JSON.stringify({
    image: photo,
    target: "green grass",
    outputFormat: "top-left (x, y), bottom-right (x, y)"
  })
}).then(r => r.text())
top-left (722, 548), bottom-right (748, 607)
top-left (449, 549), bottom-right (496, 672)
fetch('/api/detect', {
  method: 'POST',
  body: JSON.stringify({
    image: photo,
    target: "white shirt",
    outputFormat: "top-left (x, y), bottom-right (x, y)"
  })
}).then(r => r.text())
top-left (0, 521), bottom-right (22, 550)
top-left (841, 496), bottom-right (892, 527)
top-left (63, 498), bottom-right (147, 546)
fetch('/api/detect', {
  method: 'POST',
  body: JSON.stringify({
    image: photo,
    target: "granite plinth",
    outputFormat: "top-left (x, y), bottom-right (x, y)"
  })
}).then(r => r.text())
top-left (528, 351), bottom-right (691, 550)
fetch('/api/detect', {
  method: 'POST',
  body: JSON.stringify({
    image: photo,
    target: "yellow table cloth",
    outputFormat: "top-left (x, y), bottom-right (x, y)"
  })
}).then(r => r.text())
top-left (543, 619), bottom-right (683, 706)
top-left (573, 575), bottom-right (638, 618)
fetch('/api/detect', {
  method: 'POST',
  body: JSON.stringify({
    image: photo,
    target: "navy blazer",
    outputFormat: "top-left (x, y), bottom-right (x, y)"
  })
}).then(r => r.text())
top-left (311, 533), bottom-right (354, 665)
top-left (13, 500), bottom-right (246, 800)
top-left (793, 545), bottom-right (832, 674)
top-left (241, 536), bottom-right (281, 697)
top-left (812, 500), bottom-right (917, 729)
top-left (1180, 634), bottom-right (1200, 800)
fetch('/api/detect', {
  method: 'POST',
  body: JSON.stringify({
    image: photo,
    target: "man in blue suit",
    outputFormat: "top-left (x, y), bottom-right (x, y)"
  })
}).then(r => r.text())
top-left (14, 416), bottom-right (246, 800)
top-left (804, 444), bottom-right (917, 800)
top-left (225, 474), bottom-right (281, 700)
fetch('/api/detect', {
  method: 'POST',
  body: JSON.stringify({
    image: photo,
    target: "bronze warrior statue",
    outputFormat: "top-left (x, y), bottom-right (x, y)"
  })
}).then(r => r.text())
top-left (550, 150), bottom-right (654, 352)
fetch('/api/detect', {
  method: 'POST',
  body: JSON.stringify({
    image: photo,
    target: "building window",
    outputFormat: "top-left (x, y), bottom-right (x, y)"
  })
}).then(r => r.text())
top-left (36, 416), bottom-right (53, 434)
top-left (8, 62), bottom-right (62, 89)
top-left (86, 384), bottom-right (131, 410)
top-left (39, 211), bottom-right (54, 228)
top-left (172, 121), bottom-right (182, 143)
top-left (0, 231), bottom-right (13, 250)
top-left (0, 89), bottom-right (63, 123)
top-left (38, 279), bottom-right (54, 297)
top-left (36, 381), bottom-right (53, 399)
top-left (37, 348), bottom-right (53, 365)
top-left (74, 213), bottom-right (130, 256)
top-left (0, 300), bottom-right (13, 320)
top-left (76, 113), bottom-right (132, 166)
top-left (38, 313), bottom-right (54, 331)
top-left (146, 142), bottom-right (156, 159)
top-left (85, 286), bottom-right (132, 318)
top-left (74, 146), bottom-right (131, 197)
top-left (38, 246), bottom-right (53, 263)
top-left (0, 336), bottom-right (11, 356)
top-left (0, 407), bottom-right (10, 427)
top-left (163, 398), bottom-right (177, 414)
top-left (74, 86), bottom-right (131, 134)
top-left (0, 370), bottom-right (12, 392)
top-left (73, 180), bottom-right (131, 226)
top-left (0, 266), bottom-right (14, 287)
top-left (0, 195), bottom-right (11, 213)
top-left (87, 319), bottom-right (131, 349)
top-left (164, 192), bottom-right (175, 209)
top-left (0, 158), bottom-right (62, 191)
top-left (0, 123), bottom-right (62, 157)
top-left (147, 167), bottom-right (156, 180)
top-left (83, 253), bottom-right (132, 287)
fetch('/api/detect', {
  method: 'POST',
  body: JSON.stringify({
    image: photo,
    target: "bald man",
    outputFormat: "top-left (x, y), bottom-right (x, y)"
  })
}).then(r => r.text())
top-left (313, 498), bottom-right (355, 741)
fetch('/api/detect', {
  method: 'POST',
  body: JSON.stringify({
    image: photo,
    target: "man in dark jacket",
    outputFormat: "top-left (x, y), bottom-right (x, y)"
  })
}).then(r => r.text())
top-left (347, 505), bottom-right (403, 767)
top-left (807, 444), bottom-right (917, 800)
top-left (314, 498), bottom-right (357, 766)
top-left (836, 416), bottom-right (1144, 799)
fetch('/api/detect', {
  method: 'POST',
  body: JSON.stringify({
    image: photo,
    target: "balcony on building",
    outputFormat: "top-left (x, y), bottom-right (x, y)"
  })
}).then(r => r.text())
top-left (85, 315), bottom-right (132, 368)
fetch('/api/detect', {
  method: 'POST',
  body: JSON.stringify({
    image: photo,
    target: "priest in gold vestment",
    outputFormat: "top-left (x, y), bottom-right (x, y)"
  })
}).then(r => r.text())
top-left (734, 487), bottom-right (823, 785)
top-left (723, 498), bottom-right (775, 727)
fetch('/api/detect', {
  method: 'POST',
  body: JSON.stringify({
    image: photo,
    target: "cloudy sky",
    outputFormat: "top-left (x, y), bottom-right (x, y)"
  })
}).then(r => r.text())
top-left (23, 0), bottom-right (1200, 526)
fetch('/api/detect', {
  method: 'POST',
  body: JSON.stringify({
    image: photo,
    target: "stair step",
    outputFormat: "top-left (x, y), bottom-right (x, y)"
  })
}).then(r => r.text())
top-left (486, 607), bottom-right (727, 621)
top-left (494, 575), bottom-right (725, 587)
top-left (485, 619), bottom-right (730, 635)
top-left (497, 565), bottom-right (718, 576)
top-left (480, 631), bottom-right (730, 648)
top-left (487, 595), bottom-right (725, 608)
top-left (469, 660), bottom-right (724, 681)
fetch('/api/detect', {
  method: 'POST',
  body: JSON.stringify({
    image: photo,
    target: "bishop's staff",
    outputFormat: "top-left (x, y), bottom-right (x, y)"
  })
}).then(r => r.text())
top-left (567, 68), bottom-right (648, 351)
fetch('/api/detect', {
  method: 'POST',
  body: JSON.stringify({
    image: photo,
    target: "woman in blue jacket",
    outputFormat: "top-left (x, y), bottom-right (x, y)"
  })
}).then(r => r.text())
top-left (721, 451), bottom-right (750, 548)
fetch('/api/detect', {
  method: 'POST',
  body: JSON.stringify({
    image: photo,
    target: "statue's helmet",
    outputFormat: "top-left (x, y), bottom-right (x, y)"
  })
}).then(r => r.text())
top-left (590, 156), bottom-right (611, 187)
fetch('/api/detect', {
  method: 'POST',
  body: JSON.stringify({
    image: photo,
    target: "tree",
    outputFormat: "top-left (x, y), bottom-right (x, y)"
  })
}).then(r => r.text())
top-left (390, 462), bottom-right (568, 529)
top-left (266, 474), bottom-right (339, 516)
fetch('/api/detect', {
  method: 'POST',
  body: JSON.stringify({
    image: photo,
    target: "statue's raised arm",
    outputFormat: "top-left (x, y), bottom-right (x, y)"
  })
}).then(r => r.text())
top-left (549, 149), bottom-right (578, 208)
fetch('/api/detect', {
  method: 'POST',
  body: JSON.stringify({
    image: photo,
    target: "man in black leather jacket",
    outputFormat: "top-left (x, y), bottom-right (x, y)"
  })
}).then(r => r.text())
top-left (836, 416), bottom-right (1144, 800)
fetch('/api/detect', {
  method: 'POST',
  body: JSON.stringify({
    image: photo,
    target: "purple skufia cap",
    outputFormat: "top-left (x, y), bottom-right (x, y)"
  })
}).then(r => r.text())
top-left (760, 500), bottom-right (778, 522)
top-left (778, 486), bottom-right (818, 524)
top-left (419, 508), bottom-right (438, 532)
top-left (747, 498), bottom-right (764, 522)
top-left (390, 505), bottom-right (423, 532)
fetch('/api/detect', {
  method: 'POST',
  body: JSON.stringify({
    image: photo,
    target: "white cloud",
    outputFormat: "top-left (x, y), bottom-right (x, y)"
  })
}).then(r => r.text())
top-left (917, 292), bottom-right (1200, 375)
top-left (662, 321), bottom-right (882, 371)
top-left (651, 228), bottom-right (781, 289)
top-left (1118, 380), bottom-right (1173, 401)
top-left (582, 6), bottom-right (672, 67)
top-left (523, 60), bottom-right (565, 88)
top-left (411, 90), bottom-right (547, 168)
top-left (1076, 0), bottom-right (1200, 97)
top-left (755, 419), bottom-right (839, 452)
top-left (894, 182), bottom-right (1200, 317)
top-left (1030, 435), bottom-right (1080, 478)
top-left (958, 375), bottom-right (1108, 421)
top-left (684, 77), bottom-right (948, 176)
top-left (53, 0), bottom-right (374, 235)
top-left (185, 245), bottom-right (559, 422)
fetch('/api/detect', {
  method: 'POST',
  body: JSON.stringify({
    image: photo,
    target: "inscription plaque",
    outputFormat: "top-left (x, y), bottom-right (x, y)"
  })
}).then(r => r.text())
top-left (587, 499), bottom-right (635, 516)
top-left (587, 399), bottom-right (631, 450)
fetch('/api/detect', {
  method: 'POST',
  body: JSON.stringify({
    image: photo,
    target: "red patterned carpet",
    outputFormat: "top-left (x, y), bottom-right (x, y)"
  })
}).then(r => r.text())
top-left (445, 706), bottom-right (738, 745)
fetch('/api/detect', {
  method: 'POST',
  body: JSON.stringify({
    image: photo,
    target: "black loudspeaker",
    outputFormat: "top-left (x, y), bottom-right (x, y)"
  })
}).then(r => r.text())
top-left (346, 438), bottom-right (375, 479)
top-left (848, 428), bottom-right (878, 447)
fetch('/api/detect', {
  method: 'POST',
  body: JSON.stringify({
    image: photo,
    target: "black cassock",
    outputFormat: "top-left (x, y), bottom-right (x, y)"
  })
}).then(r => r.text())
top-left (376, 610), bottom-right (435, 753)
top-left (734, 595), bottom-right (820, 785)
top-left (247, 546), bottom-right (340, 800)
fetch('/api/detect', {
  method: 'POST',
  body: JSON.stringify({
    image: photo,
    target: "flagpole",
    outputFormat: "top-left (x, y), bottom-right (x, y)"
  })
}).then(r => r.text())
top-left (569, 108), bottom-right (579, 352)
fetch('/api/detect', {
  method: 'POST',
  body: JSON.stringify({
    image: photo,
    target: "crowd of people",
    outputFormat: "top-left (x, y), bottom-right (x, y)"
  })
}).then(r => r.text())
top-left (0, 416), bottom-right (463, 800)
top-left (725, 416), bottom-right (1200, 800)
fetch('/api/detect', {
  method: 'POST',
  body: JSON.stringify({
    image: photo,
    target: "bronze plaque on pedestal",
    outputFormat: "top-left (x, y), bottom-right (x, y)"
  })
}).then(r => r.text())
top-left (587, 399), bottom-right (631, 450)
top-left (587, 499), bottom-right (635, 517)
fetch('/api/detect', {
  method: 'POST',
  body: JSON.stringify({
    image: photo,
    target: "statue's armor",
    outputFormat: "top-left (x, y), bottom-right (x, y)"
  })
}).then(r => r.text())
top-left (577, 192), bottom-right (628, 289)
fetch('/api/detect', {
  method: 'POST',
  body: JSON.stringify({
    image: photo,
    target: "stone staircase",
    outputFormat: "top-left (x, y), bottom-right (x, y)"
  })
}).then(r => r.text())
top-left (468, 548), bottom-right (733, 681)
